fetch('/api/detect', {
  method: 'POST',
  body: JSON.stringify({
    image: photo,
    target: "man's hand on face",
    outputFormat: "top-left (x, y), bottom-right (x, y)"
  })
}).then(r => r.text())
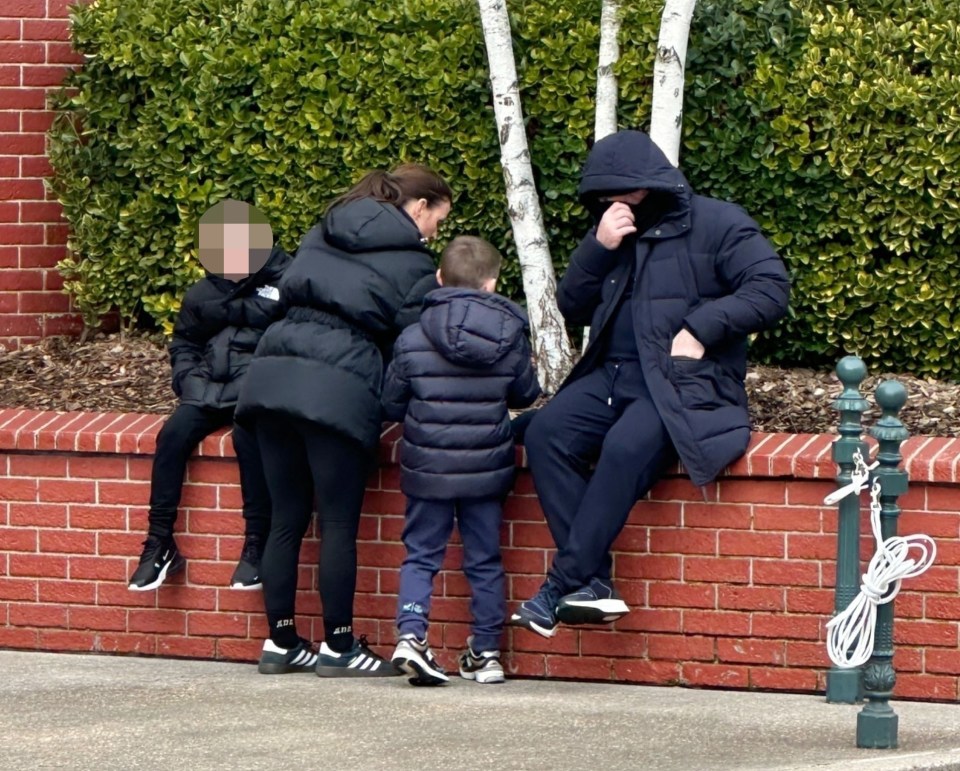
top-left (671, 327), bottom-right (705, 360)
top-left (596, 202), bottom-right (638, 250)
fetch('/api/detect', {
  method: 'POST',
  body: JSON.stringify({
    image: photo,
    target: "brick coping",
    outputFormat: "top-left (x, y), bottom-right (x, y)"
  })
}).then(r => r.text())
top-left (0, 408), bottom-right (958, 484)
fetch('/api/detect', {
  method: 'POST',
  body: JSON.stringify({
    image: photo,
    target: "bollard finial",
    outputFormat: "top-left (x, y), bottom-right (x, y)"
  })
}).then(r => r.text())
top-left (875, 379), bottom-right (907, 414)
top-left (836, 355), bottom-right (867, 388)
top-left (834, 357), bottom-right (870, 416)
top-left (872, 380), bottom-right (909, 442)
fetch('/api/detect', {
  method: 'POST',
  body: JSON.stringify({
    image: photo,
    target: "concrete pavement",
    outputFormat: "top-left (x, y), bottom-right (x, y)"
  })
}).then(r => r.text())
top-left (2, 650), bottom-right (960, 770)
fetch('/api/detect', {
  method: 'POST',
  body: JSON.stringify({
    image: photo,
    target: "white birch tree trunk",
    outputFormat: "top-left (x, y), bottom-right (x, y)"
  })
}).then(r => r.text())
top-left (477, 0), bottom-right (575, 393)
top-left (649, 0), bottom-right (698, 166)
top-left (595, 0), bottom-right (622, 141)
top-left (585, 0), bottom-right (623, 352)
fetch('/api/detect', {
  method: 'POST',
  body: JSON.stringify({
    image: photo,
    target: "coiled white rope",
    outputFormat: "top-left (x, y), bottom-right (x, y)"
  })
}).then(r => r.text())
top-left (824, 451), bottom-right (937, 669)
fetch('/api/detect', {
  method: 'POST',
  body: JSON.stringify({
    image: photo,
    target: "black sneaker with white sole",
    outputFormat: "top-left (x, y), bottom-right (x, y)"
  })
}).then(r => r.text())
top-left (257, 638), bottom-right (319, 674)
top-left (391, 634), bottom-right (449, 686)
top-left (315, 635), bottom-right (400, 678)
top-left (556, 577), bottom-right (630, 625)
top-left (128, 536), bottom-right (185, 591)
top-left (230, 534), bottom-right (264, 590)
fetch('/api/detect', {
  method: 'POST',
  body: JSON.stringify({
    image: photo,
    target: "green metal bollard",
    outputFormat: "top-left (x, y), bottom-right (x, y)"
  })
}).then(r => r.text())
top-left (857, 379), bottom-right (909, 749)
top-left (826, 356), bottom-right (870, 704)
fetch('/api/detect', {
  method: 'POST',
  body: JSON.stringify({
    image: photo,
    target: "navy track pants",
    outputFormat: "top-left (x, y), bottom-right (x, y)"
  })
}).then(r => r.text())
top-left (524, 360), bottom-right (675, 593)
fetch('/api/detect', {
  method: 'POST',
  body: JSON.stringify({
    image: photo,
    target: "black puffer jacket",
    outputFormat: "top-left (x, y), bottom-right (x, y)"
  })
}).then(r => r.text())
top-left (169, 245), bottom-right (291, 410)
top-left (560, 131), bottom-right (790, 486)
top-left (236, 198), bottom-right (438, 450)
top-left (382, 288), bottom-right (541, 500)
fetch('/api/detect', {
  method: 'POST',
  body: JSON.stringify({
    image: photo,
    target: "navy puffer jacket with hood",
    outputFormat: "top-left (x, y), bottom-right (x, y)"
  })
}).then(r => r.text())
top-left (235, 198), bottom-right (438, 450)
top-left (382, 287), bottom-right (541, 500)
top-left (170, 245), bottom-right (292, 410)
top-left (559, 130), bottom-right (790, 486)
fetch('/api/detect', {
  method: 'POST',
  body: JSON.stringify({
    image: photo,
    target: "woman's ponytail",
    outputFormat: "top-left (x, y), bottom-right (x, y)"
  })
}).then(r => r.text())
top-left (326, 163), bottom-right (452, 214)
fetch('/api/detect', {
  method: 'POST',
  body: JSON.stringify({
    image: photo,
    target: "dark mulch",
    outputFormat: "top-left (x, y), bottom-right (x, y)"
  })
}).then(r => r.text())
top-left (1, 333), bottom-right (958, 437)
top-left (1, 333), bottom-right (177, 415)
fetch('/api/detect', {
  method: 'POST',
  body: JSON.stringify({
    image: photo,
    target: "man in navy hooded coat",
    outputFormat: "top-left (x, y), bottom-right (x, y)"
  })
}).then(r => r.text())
top-left (511, 130), bottom-right (790, 638)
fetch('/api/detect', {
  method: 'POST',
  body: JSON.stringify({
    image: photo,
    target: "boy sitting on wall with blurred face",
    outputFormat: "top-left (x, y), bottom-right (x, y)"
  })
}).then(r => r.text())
top-left (382, 235), bottom-right (541, 685)
top-left (128, 201), bottom-right (291, 592)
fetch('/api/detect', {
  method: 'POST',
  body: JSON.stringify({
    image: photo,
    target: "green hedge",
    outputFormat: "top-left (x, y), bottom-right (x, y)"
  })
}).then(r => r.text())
top-left (49, 0), bottom-right (960, 378)
top-left (676, 0), bottom-right (960, 375)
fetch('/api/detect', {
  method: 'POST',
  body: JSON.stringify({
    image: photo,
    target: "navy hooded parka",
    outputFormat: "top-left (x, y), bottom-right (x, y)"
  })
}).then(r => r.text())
top-left (560, 131), bottom-right (790, 486)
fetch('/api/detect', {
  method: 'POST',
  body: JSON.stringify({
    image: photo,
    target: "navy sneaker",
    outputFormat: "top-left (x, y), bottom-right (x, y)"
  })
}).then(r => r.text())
top-left (230, 534), bottom-right (264, 590)
top-left (556, 577), bottom-right (630, 625)
top-left (391, 633), bottom-right (449, 686)
top-left (128, 535), bottom-right (185, 591)
top-left (509, 583), bottom-right (561, 638)
top-left (257, 637), bottom-right (318, 674)
top-left (316, 635), bottom-right (400, 678)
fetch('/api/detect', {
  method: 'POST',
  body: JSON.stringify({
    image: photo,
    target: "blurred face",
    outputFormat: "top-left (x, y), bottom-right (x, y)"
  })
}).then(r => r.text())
top-left (599, 190), bottom-right (649, 205)
top-left (404, 198), bottom-right (452, 241)
top-left (197, 200), bottom-right (273, 281)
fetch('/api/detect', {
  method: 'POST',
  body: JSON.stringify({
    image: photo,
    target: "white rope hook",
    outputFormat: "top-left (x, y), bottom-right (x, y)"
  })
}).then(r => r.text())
top-left (823, 449), bottom-right (879, 506)
top-left (825, 478), bottom-right (937, 669)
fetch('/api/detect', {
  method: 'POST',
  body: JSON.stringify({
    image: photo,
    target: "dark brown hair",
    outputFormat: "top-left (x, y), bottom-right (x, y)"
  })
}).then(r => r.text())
top-left (439, 236), bottom-right (503, 290)
top-left (326, 163), bottom-right (452, 214)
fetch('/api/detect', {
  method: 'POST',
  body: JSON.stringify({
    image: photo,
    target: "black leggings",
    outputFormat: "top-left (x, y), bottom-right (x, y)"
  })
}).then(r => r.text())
top-left (148, 404), bottom-right (270, 541)
top-left (256, 416), bottom-right (370, 647)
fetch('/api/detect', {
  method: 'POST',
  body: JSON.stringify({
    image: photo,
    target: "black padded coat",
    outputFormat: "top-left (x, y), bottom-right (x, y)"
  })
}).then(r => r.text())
top-left (235, 198), bottom-right (438, 451)
top-left (382, 287), bottom-right (541, 500)
top-left (169, 245), bottom-right (291, 410)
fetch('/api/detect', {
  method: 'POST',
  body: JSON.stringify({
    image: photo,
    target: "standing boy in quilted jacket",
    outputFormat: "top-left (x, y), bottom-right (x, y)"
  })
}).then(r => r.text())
top-left (382, 236), bottom-right (541, 685)
top-left (128, 242), bottom-right (291, 592)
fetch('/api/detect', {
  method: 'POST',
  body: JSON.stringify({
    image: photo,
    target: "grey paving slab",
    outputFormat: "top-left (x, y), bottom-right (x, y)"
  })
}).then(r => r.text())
top-left (1, 650), bottom-right (959, 770)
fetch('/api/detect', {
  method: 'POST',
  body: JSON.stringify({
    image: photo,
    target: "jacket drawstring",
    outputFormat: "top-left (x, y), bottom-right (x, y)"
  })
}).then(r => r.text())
top-left (607, 362), bottom-right (621, 406)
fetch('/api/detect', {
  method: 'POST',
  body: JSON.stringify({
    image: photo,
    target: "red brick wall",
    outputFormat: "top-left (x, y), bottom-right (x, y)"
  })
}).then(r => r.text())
top-left (0, 1), bottom-right (84, 351)
top-left (1, 408), bottom-right (958, 699)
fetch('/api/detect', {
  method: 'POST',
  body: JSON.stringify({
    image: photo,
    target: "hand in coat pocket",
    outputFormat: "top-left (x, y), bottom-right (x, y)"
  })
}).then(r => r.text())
top-left (670, 327), bottom-right (705, 360)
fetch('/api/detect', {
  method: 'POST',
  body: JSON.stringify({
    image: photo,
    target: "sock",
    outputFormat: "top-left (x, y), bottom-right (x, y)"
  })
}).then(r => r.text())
top-left (268, 615), bottom-right (299, 648)
top-left (398, 624), bottom-right (426, 644)
top-left (324, 622), bottom-right (354, 653)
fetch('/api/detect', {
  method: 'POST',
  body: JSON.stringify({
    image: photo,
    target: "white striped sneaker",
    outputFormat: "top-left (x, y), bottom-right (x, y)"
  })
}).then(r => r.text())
top-left (257, 638), bottom-right (318, 674)
top-left (315, 635), bottom-right (400, 678)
